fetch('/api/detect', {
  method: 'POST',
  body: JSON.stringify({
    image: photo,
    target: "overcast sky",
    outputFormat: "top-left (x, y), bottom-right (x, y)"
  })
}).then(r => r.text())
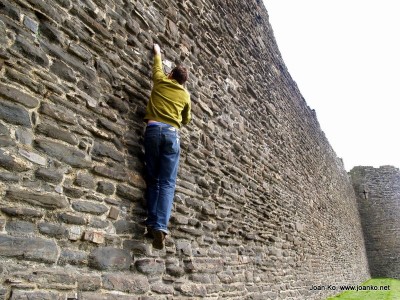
top-left (263, 1), bottom-right (400, 171)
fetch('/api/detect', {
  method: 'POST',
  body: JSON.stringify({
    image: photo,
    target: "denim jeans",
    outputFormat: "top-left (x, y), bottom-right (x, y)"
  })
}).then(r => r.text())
top-left (144, 123), bottom-right (180, 234)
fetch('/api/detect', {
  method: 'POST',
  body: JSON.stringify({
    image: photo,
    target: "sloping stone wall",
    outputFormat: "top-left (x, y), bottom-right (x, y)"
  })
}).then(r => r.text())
top-left (350, 166), bottom-right (400, 280)
top-left (0, 0), bottom-right (369, 299)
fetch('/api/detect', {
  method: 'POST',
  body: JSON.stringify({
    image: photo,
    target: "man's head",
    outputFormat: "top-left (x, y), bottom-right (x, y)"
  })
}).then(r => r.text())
top-left (169, 66), bottom-right (188, 84)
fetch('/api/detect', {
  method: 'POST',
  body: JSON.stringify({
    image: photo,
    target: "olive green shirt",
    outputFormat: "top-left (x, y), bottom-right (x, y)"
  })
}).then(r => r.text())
top-left (144, 54), bottom-right (191, 129)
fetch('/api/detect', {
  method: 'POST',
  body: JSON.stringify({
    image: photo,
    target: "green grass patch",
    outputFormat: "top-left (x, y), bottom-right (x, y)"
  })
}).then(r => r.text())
top-left (327, 278), bottom-right (400, 299)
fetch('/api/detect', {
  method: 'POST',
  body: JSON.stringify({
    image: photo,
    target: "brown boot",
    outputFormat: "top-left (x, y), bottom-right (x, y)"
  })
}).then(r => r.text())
top-left (152, 230), bottom-right (166, 250)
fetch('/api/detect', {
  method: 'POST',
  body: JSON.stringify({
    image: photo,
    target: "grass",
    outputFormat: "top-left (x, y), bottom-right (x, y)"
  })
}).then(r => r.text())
top-left (327, 278), bottom-right (400, 300)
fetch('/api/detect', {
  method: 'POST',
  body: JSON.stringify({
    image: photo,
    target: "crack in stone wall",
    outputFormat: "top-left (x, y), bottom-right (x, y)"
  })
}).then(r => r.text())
top-left (0, 0), bottom-right (370, 299)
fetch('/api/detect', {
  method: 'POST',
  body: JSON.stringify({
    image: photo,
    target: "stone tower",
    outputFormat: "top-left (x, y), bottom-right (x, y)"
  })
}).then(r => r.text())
top-left (350, 166), bottom-right (400, 280)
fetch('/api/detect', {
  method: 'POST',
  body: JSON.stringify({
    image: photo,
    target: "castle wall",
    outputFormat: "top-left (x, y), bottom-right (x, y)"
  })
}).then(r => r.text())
top-left (350, 166), bottom-right (400, 280)
top-left (0, 0), bottom-right (369, 299)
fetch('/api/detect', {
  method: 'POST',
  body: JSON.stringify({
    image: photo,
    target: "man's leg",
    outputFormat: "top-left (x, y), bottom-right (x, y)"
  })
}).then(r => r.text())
top-left (144, 126), bottom-right (161, 230)
top-left (152, 127), bottom-right (180, 249)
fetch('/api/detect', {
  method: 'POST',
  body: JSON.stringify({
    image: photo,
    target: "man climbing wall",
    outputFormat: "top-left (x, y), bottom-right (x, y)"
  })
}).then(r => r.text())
top-left (143, 43), bottom-right (191, 250)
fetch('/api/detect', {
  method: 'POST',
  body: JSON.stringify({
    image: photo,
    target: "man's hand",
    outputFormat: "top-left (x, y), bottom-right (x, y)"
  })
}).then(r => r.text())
top-left (153, 44), bottom-right (161, 55)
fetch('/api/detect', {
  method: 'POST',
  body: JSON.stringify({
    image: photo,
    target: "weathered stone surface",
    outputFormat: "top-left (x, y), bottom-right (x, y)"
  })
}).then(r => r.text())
top-left (106, 95), bottom-right (129, 113)
top-left (1, 207), bottom-right (43, 218)
top-left (97, 181), bottom-right (115, 195)
top-left (59, 249), bottom-right (88, 266)
top-left (79, 292), bottom-right (139, 300)
top-left (0, 82), bottom-right (40, 108)
top-left (36, 123), bottom-right (78, 145)
top-left (58, 214), bottom-right (85, 227)
top-left (75, 171), bottom-right (95, 189)
top-left (35, 167), bottom-right (64, 183)
top-left (28, 269), bottom-right (76, 289)
top-left (38, 222), bottom-right (68, 238)
top-left (25, 0), bottom-right (67, 23)
top-left (35, 138), bottom-right (91, 168)
top-left (0, 123), bottom-right (15, 147)
top-left (15, 128), bottom-right (34, 145)
top-left (50, 60), bottom-right (77, 83)
top-left (114, 220), bottom-right (138, 235)
top-left (10, 290), bottom-right (63, 300)
top-left (0, 101), bottom-right (31, 127)
top-left (83, 230), bottom-right (104, 244)
top-left (12, 36), bottom-right (50, 67)
top-left (89, 217), bottom-right (109, 228)
top-left (77, 274), bottom-right (102, 291)
top-left (88, 247), bottom-right (132, 270)
top-left (123, 240), bottom-right (151, 256)
top-left (166, 264), bottom-right (185, 278)
top-left (39, 102), bottom-right (77, 125)
top-left (63, 185), bottom-right (85, 198)
top-left (40, 40), bottom-right (96, 81)
top-left (0, 149), bottom-right (31, 172)
top-left (5, 187), bottom-right (69, 209)
top-left (6, 220), bottom-right (36, 236)
top-left (174, 283), bottom-right (208, 297)
top-left (0, 171), bottom-right (19, 182)
top-left (116, 183), bottom-right (143, 201)
top-left (18, 149), bottom-right (47, 166)
top-left (102, 273), bottom-right (149, 294)
top-left (135, 258), bottom-right (165, 275)
top-left (92, 141), bottom-right (124, 162)
top-left (92, 165), bottom-right (127, 181)
top-left (68, 226), bottom-right (82, 241)
top-left (72, 200), bottom-right (108, 215)
top-left (151, 282), bottom-right (175, 294)
top-left (108, 207), bottom-right (119, 220)
top-left (0, 234), bottom-right (58, 263)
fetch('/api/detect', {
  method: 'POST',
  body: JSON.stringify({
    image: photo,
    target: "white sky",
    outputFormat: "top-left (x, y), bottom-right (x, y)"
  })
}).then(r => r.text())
top-left (263, 0), bottom-right (400, 171)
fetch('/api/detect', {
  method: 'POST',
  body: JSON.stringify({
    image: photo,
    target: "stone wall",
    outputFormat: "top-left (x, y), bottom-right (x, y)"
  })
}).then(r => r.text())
top-left (350, 166), bottom-right (400, 280)
top-left (0, 0), bottom-right (369, 299)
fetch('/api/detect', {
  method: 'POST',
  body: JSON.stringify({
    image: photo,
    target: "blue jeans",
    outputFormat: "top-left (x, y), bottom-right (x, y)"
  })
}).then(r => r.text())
top-left (144, 123), bottom-right (180, 234)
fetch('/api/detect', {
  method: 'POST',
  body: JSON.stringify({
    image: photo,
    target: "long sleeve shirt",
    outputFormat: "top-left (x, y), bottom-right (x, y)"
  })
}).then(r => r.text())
top-left (144, 54), bottom-right (191, 129)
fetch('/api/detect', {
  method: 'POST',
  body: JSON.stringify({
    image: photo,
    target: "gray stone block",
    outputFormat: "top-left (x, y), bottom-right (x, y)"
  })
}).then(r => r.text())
top-left (38, 222), bottom-right (68, 238)
top-left (0, 82), bottom-right (39, 108)
top-left (58, 213), bottom-right (87, 225)
top-left (35, 167), bottom-right (64, 184)
top-left (0, 234), bottom-right (58, 263)
top-left (36, 123), bottom-right (79, 145)
top-left (135, 258), bottom-right (165, 275)
top-left (102, 273), bottom-right (149, 294)
top-left (13, 36), bottom-right (49, 67)
top-left (59, 249), bottom-right (88, 266)
top-left (0, 101), bottom-right (31, 127)
top-left (71, 200), bottom-right (108, 215)
top-left (35, 138), bottom-right (91, 168)
top-left (0, 149), bottom-right (31, 172)
top-left (92, 141), bottom-right (124, 162)
top-left (74, 172), bottom-right (95, 189)
top-left (50, 60), bottom-right (77, 83)
top-left (5, 187), bottom-right (69, 209)
top-left (5, 220), bottom-right (36, 236)
top-left (88, 246), bottom-right (132, 271)
top-left (116, 183), bottom-right (143, 201)
top-left (1, 207), bottom-right (43, 218)
top-left (97, 181), bottom-right (115, 195)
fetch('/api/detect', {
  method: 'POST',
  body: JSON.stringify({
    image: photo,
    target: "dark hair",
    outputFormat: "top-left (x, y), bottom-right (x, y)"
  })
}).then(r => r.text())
top-left (171, 65), bottom-right (188, 84)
